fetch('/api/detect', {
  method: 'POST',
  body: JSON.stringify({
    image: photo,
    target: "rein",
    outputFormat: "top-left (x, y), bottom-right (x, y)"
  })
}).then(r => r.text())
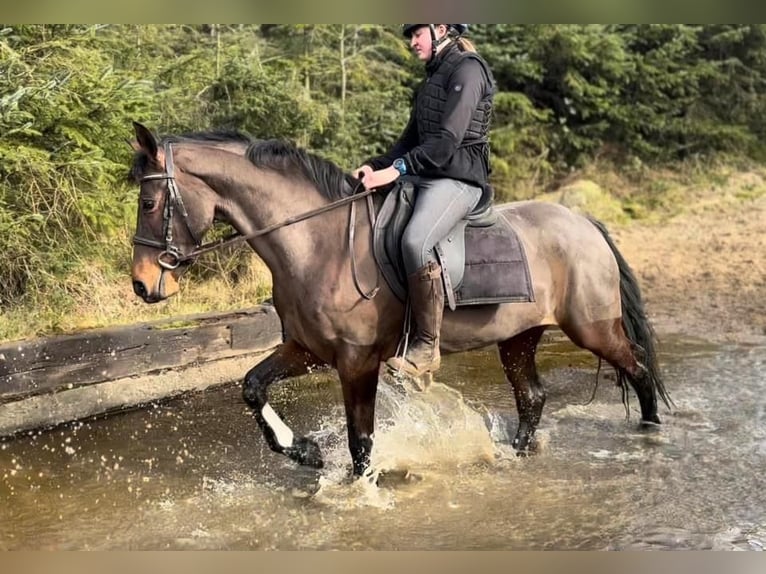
top-left (184, 183), bottom-right (378, 261)
top-left (133, 142), bottom-right (381, 299)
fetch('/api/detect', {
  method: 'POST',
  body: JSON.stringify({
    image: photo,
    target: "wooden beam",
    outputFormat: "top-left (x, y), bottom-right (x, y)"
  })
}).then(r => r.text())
top-left (0, 304), bottom-right (283, 402)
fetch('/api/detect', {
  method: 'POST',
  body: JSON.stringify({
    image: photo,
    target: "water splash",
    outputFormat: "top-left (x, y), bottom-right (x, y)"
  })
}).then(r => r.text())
top-left (308, 377), bottom-right (503, 508)
top-left (371, 379), bottom-right (498, 472)
top-left (311, 473), bottom-right (395, 510)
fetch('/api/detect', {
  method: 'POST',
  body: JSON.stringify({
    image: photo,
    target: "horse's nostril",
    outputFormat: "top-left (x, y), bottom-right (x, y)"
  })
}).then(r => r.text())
top-left (133, 280), bottom-right (147, 299)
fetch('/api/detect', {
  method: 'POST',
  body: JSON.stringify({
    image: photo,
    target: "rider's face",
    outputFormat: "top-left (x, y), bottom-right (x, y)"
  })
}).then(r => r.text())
top-left (409, 25), bottom-right (447, 62)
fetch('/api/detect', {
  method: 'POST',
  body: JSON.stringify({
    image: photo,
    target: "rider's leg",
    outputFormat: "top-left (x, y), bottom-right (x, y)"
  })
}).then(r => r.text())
top-left (387, 178), bottom-right (481, 377)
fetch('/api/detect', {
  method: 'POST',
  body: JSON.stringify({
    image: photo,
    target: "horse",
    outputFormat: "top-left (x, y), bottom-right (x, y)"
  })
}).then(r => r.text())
top-left (128, 121), bottom-right (672, 477)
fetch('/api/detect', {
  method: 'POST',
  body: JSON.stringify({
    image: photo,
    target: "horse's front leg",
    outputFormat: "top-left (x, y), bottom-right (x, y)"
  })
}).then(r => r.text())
top-left (242, 339), bottom-right (326, 468)
top-left (337, 346), bottom-right (381, 477)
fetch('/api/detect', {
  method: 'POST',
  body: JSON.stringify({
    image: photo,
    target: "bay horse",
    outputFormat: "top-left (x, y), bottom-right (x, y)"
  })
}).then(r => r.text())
top-left (129, 121), bottom-right (671, 477)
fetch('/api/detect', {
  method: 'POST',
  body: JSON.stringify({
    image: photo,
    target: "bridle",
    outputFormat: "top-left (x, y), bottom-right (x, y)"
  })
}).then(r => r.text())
top-left (132, 141), bottom-right (380, 298)
top-left (132, 142), bottom-right (201, 270)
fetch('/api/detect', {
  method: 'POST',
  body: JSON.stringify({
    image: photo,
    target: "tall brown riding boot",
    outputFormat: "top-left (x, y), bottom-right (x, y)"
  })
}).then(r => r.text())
top-left (386, 261), bottom-right (444, 378)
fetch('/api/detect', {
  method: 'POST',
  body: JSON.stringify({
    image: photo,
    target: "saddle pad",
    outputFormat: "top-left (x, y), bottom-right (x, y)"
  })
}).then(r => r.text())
top-left (450, 216), bottom-right (535, 306)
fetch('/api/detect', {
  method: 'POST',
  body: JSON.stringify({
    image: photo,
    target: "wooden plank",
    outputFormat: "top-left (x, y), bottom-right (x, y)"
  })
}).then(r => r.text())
top-left (0, 304), bottom-right (283, 402)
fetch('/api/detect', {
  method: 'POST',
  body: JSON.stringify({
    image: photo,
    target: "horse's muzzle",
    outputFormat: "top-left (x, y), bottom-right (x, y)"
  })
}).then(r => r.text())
top-left (133, 279), bottom-right (162, 304)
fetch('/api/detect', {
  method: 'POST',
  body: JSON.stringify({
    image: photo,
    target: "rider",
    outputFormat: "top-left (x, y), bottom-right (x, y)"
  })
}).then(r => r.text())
top-left (356, 24), bottom-right (496, 379)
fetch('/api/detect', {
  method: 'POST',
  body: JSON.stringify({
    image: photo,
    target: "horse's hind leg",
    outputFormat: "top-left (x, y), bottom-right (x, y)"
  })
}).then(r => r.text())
top-left (498, 326), bottom-right (547, 453)
top-left (563, 318), bottom-right (660, 426)
top-left (242, 339), bottom-right (327, 468)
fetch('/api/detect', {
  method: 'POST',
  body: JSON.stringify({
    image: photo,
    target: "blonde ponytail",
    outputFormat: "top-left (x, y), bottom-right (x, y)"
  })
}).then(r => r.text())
top-left (456, 37), bottom-right (477, 53)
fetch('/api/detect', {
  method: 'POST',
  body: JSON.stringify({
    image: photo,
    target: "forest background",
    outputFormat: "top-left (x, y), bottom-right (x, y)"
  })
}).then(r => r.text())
top-left (1, 24), bottom-right (765, 342)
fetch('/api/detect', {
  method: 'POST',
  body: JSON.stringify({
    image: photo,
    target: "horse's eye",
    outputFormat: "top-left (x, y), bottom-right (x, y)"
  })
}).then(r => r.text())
top-left (142, 199), bottom-right (156, 211)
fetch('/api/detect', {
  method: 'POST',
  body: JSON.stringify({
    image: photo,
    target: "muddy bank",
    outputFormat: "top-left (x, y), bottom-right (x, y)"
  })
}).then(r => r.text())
top-left (612, 193), bottom-right (765, 345)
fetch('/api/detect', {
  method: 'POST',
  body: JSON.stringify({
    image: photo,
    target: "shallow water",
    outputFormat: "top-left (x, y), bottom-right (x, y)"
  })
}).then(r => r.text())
top-left (1, 333), bottom-right (764, 550)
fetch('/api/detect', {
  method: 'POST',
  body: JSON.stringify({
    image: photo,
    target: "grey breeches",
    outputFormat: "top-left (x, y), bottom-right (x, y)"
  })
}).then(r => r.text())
top-left (401, 178), bottom-right (482, 275)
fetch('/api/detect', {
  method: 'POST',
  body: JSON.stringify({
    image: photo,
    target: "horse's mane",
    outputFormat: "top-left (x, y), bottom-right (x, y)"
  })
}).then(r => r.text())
top-left (246, 139), bottom-right (357, 201)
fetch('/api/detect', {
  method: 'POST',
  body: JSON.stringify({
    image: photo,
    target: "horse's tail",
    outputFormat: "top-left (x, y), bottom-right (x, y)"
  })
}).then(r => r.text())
top-left (587, 216), bottom-right (673, 410)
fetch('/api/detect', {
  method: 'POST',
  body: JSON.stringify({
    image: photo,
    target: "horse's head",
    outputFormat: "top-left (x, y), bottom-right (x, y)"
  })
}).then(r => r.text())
top-left (129, 121), bottom-right (216, 303)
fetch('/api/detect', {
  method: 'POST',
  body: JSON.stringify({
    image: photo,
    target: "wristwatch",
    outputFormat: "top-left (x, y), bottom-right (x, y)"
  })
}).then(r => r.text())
top-left (393, 157), bottom-right (408, 176)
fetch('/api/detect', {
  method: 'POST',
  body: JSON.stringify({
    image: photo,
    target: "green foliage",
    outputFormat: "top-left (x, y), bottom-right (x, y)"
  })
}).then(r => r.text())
top-left (473, 24), bottom-right (766, 169)
top-left (488, 91), bottom-right (553, 200)
top-left (208, 57), bottom-right (328, 144)
top-left (0, 27), bottom-right (156, 309)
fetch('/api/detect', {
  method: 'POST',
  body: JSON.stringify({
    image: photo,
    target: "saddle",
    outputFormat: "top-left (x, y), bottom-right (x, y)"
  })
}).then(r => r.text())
top-left (372, 180), bottom-right (535, 310)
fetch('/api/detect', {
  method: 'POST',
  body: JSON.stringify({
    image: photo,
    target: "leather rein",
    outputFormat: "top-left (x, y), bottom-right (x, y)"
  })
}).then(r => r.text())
top-left (132, 142), bottom-right (380, 300)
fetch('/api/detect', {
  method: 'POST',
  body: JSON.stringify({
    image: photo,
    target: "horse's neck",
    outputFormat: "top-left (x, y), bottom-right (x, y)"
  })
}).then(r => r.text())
top-left (181, 146), bottom-right (358, 290)
top-left (225, 174), bottom-right (350, 284)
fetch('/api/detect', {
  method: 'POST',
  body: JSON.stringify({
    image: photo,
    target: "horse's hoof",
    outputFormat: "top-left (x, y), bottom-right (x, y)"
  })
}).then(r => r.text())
top-left (512, 435), bottom-right (536, 456)
top-left (639, 418), bottom-right (662, 432)
top-left (285, 436), bottom-right (324, 469)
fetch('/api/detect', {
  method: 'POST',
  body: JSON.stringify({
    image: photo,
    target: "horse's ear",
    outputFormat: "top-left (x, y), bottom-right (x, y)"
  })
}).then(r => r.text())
top-left (132, 121), bottom-right (158, 159)
top-left (125, 138), bottom-right (141, 151)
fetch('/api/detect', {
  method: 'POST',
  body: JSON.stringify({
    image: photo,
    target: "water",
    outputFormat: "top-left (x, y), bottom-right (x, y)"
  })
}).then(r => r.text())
top-left (1, 333), bottom-right (764, 550)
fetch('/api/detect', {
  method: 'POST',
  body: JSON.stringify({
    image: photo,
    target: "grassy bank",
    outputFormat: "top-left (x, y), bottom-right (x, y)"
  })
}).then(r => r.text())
top-left (1, 159), bottom-right (764, 344)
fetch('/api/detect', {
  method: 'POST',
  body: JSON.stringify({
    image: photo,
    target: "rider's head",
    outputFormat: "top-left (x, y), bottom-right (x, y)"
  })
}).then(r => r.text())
top-left (401, 24), bottom-right (471, 61)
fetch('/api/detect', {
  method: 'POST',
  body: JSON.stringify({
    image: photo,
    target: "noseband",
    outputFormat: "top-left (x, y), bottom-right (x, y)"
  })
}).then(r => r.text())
top-left (132, 142), bottom-right (200, 270)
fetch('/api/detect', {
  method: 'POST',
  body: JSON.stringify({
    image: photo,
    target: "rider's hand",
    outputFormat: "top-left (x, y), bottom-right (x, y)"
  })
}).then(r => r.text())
top-left (354, 165), bottom-right (374, 181)
top-left (361, 166), bottom-right (400, 191)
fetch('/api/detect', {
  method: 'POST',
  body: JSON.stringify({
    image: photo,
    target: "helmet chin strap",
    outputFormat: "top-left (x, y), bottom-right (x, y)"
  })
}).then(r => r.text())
top-left (428, 24), bottom-right (448, 59)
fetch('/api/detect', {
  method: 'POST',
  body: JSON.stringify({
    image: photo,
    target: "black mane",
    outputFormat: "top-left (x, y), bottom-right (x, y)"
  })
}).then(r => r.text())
top-left (246, 139), bottom-right (357, 201)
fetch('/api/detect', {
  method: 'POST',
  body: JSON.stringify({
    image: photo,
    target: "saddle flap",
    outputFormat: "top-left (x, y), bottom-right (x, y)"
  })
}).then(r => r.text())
top-left (372, 181), bottom-right (414, 301)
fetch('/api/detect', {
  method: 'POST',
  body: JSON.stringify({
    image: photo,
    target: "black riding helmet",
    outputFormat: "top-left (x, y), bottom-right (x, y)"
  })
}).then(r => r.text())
top-left (401, 24), bottom-right (468, 38)
top-left (401, 24), bottom-right (469, 58)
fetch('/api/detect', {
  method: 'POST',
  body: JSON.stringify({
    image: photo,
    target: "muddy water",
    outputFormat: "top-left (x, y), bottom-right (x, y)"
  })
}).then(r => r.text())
top-left (1, 333), bottom-right (764, 550)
